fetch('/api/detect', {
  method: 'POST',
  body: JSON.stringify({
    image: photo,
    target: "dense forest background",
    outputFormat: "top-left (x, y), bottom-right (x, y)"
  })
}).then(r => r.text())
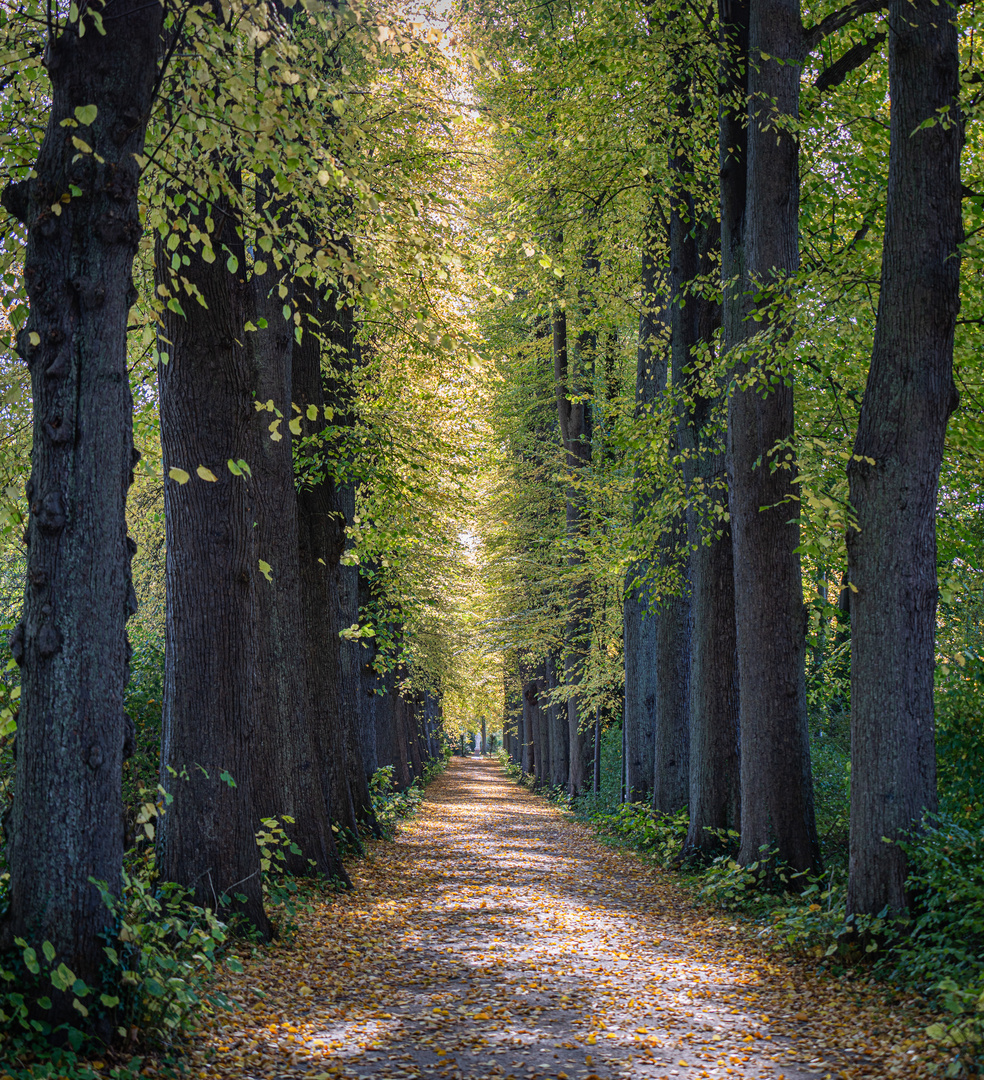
top-left (0, 0), bottom-right (983, 1075)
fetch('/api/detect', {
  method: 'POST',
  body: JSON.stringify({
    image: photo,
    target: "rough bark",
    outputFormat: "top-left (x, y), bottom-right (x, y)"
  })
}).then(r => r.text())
top-left (292, 276), bottom-right (360, 871)
top-left (357, 568), bottom-right (380, 779)
top-left (248, 209), bottom-right (338, 876)
top-left (375, 664), bottom-right (407, 787)
top-left (521, 674), bottom-right (537, 778)
top-left (155, 184), bottom-right (270, 934)
top-left (554, 295), bottom-right (594, 795)
top-left (846, 0), bottom-right (960, 916)
top-left (0, 0), bottom-right (162, 1016)
top-left (545, 653), bottom-right (569, 787)
top-left (729, 0), bottom-right (821, 875)
top-left (623, 205), bottom-right (661, 805)
top-left (684, 8), bottom-right (742, 856)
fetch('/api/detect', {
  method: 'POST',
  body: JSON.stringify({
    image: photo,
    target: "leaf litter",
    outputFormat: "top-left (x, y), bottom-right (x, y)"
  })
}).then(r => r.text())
top-left (178, 758), bottom-right (947, 1080)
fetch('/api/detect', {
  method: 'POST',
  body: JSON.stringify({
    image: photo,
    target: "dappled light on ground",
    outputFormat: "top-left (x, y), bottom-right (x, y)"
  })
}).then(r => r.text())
top-left (189, 760), bottom-right (942, 1079)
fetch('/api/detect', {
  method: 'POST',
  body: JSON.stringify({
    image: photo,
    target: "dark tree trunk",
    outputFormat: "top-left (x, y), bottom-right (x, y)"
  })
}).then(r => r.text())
top-left (545, 653), bottom-right (569, 787)
top-left (391, 681), bottom-right (414, 789)
top-left (292, 276), bottom-right (363, 868)
top-left (0, 0), bottom-right (162, 1016)
top-left (357, 568), bottom-right (380, 779)
top-left (846, 0), bottom-right (960, 916)
top-left (375, 664), bottom-right (405, 786)
top-left (407, 693), bottom-right (424, 778)
top-left (677, 19), bottom-right (742, 856)
top-left (248, 209), bottom-right (338, 876)
top-left (654, 84), bottom-right (703, 817)
top-left (155, 183), bottom-right (270, 934)
top-left (729, 0), bottom-right (820, 875)
top-left (321, 286), bottom-right (378, 833)
top-left (623, 206), bottom-right (661, 805)
top-left (554, 300), bottom-right (593, 795)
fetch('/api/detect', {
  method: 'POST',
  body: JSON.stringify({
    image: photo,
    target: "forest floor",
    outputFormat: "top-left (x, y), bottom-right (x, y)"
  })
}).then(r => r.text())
top-left (184, 758), bottom-right (948, 1080)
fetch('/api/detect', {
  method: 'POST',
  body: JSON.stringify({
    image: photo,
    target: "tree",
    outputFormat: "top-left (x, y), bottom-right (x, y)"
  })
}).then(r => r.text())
top-left (683, 0), bottom-right (745, 858)
top-left (846, 0), bottom-right (962, 916)
top-left (729, 0), bottom-right (821, 876)
top-left (0, 0), bottom-right (163, 1018)
top-left (155, 175), bottom-right (271, 934)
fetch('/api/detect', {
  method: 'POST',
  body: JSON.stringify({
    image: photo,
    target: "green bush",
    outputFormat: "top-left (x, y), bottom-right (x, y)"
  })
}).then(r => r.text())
top-left (0, 864), bottom-right (238, 1079)
top-left (895, 814), bottom-right (984, 990)
top-left (936, 651), bottom-right (984, 827)
top-left (585, 801), bottom-right (689, 867)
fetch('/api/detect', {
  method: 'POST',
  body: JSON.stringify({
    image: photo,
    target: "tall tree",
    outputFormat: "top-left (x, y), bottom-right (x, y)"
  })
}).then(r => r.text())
top-left (0, 0), bottom-right (163, 1017)
top-left (248, 223), bottom-right (342, 877)
top-left (684, 0), bottom-right (744, 858)
top-left (623, 200), bottom-right (662, 806)
top-left (846, 0), bottom-right (962, 916)
top-left (155, 178), bottom-right (270, 934)
top-left (728, 0), bottom-right (821, 875)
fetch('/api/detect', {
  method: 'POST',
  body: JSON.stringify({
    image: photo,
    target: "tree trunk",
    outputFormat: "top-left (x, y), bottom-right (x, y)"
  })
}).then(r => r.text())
top-left (155, 183), bottom-right (270, 934)
top-left (729, 0), bottom-right (820, 875)
top-left (684, 0), bottom-right (744, 859)
top-left (554, 300), bottom-right (594, 795)
top-left (392, 681), bottom-right (414, 788)
top-left (0, 0), bottom-right (162, 1018)
top-left (846, 0), bottom-right (960, 916)
top-left (248, 210), bottom-right (338, 876)
top-left (623, 205), bottom-right (661, 805)
top-left (357, 568), bottom-right (380, 779)
top-left (545, 653), bottom-right (568, 787)
top-left (292, 276), bottom-right (363, 869)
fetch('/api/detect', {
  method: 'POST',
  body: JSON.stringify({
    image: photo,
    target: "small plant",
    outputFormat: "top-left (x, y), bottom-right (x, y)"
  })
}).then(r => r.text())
top-left (585, 802), bottom-right (689, 867)
top-left (925, 978), bottom-right (984, 1078)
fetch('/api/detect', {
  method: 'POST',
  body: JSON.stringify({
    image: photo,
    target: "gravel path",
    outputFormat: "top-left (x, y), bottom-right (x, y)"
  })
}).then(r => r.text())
top-left (195, 758), bottom-right (936, 1080)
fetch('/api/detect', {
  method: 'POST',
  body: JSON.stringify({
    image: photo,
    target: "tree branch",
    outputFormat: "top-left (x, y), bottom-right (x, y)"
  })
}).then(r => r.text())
top-left (815, 32), bottom-right (886, 93)
top-left (802, 0), bottom-right (887, 55)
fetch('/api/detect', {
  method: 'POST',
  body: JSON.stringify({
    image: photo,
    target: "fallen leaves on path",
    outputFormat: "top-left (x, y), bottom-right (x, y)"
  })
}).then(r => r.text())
top-left (178, 759), bottom-right (947, 1080)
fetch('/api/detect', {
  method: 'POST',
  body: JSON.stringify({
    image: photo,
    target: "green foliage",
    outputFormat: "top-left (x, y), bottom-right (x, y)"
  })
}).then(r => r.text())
top-left (369, 755), bottom-right (448, 839)
top-left (585, 802), bottom-right (689, 868)
top-left (895, 815), bottom-right (984, 990)
top-left (936, 652), bottom-right (984, 827)
top-left (0, 871), bottom-right (237, 1078)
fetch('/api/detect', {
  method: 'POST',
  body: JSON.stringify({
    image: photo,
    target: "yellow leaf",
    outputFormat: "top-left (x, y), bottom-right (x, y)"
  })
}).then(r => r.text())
top-left (258, 560), bottom-right (273, 582)
top-left (196, 466), bottom-right (217, 482)
top-left (168, 468), bottom-right (190, 485)
top-left (269, 418), bottom-right (283, 442)
top-left (288, 417), bottom-right (302, 436)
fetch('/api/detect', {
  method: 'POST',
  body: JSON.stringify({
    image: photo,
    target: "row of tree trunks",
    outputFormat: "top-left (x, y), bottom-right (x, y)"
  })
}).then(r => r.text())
top-left (374, 667), bottom-right (443, 789)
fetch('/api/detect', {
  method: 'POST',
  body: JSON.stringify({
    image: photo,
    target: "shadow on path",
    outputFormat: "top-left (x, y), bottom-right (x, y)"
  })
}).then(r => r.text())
top-left (192, 758), bottom-right (929, 1080)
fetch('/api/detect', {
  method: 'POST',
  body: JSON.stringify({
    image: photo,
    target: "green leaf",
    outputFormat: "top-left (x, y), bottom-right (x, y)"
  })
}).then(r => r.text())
top-left (42, 941), bottom-right (55, 963)
top-left (168, 467), bottom-right (190, 485)
top-left (219, 769), bottom-right (237, 788)
top-left (74, 104), bottom-right (97, 126)
top-left (226, 254), bottom-right (239, 274)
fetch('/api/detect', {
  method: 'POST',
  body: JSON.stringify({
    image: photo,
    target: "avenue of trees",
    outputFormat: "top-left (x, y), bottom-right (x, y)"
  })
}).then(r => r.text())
top-left (479, 0), bottom-right (982, 925)
top-left (0, 0), bottom-right (478, 1034)
top-left (0, 0), bottom-right (981, 1060)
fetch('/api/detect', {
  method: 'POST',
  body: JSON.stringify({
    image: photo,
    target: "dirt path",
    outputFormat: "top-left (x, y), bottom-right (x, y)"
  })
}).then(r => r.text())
top-left (193, 759), bottom-right (940, 1080)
